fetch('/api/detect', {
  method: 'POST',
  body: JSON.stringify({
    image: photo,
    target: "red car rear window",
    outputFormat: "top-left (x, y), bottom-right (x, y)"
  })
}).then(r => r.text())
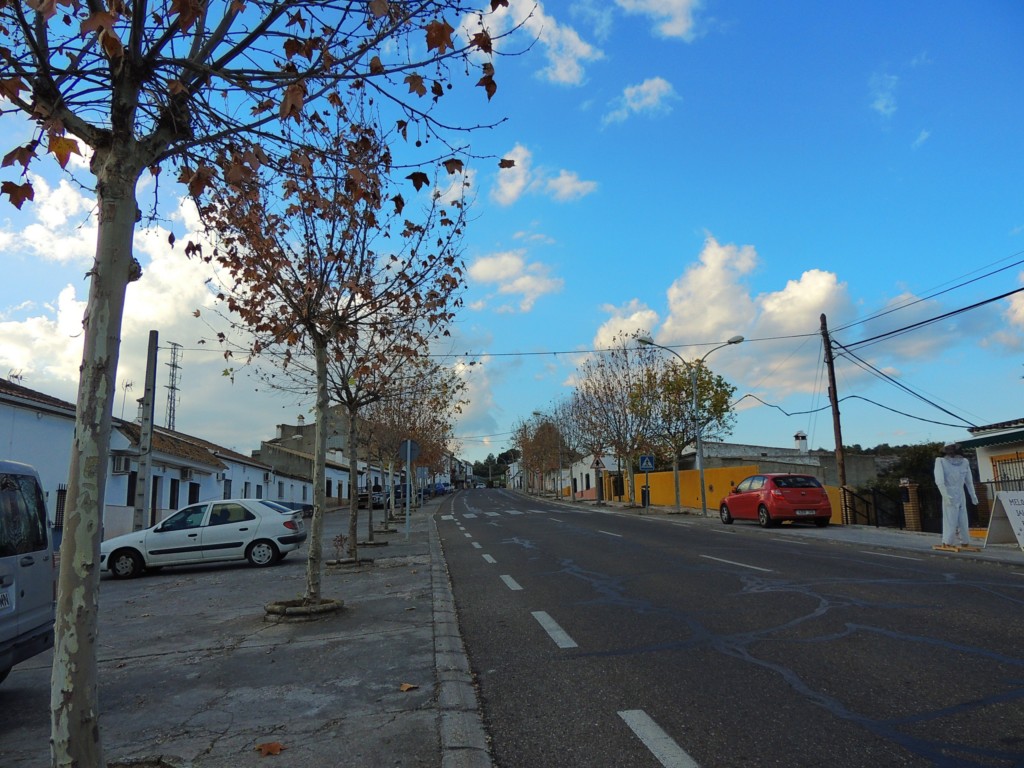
top-left (772, 476), bottom-right (821, 489)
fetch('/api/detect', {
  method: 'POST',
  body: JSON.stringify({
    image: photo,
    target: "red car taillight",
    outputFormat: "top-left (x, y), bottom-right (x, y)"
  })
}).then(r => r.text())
top-left (284, 520), bottom-right (298, 531)
top-left (770, 489), bottom-right (784, 498)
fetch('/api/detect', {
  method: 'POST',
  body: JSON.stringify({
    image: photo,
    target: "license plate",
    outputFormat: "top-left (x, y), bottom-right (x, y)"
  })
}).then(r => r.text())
top-left (0, 586), bottom-right (12, 612)
top-left (795, 510), bottom-right (816, 516)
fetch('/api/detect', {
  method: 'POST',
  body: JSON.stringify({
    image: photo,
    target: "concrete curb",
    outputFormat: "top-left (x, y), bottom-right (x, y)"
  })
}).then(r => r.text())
top-left (430, 512), bottom-right (493, 768)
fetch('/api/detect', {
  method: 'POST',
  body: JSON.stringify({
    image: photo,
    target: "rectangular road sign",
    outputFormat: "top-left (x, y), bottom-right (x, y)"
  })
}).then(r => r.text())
top-left (639, 454), bottom-right (655, 472)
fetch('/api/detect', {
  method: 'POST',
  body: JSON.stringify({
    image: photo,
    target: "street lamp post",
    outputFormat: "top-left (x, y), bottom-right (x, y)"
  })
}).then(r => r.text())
top-left (638, 334), bottom-right (744, 517)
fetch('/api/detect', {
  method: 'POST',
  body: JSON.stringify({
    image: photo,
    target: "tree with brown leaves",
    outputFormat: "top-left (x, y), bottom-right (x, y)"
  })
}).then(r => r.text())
top-left (0, 1), bottom-right (514, 762)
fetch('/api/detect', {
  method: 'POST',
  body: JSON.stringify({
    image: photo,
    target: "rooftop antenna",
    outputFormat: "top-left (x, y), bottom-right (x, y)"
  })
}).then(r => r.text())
top-left (7, 370), bottom-right (24, 383)
top-left (164, 342), bottom-right (182, 431)
top-left (119, 380), bottom-right (134, 419)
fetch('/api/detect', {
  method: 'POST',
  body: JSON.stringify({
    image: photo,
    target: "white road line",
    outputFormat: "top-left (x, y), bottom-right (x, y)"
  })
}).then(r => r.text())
top-left (500, 575), bottom-right (523, 591)
top-left (485, 511), bottom-right (500, 517)
top-left (699, 555), bottom-right (773, 572)
top-left (464, 513), bottom-right (477, 519)
top-left (482, 554), bottom-right (496, 564)
top-left (618, 710), bottom-right (699, 768)
top-left (441, 514), bottom-right (454, 520)
top-left (530, 611), bottom-right (578, 649)
top-left (472, 542), bottom-right (482, 549)
top-left (464, 532), bottom-right (473, 538)
top-left (531, 509), bottom-right (548, 514)
top-left (550, 518), bottom-right (564, 523)
top-left (507, 510), bottom-right (523, 515)
top-left (859, 550), bottom-right (922, 561)
top-left (599, 530), bottom-right (623, 538)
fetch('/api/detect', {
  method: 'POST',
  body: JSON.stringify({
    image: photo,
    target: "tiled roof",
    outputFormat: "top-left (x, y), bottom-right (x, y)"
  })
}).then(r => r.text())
top-left (0, 378), bottom-right (76, 413)
top-left (116, 422), bottom-right (225, 470)
top-left (968, 418), bottom-right (1024, 434)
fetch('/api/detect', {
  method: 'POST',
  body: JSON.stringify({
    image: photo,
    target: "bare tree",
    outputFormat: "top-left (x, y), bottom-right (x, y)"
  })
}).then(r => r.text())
top-left (0, 1), bottom-right (514, 761)
top-left (571, 333), bottom-right (659, 505)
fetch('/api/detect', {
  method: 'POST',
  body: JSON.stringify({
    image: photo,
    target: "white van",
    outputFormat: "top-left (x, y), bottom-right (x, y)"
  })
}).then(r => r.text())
top-left (0, 460), bottom-right (57, 685)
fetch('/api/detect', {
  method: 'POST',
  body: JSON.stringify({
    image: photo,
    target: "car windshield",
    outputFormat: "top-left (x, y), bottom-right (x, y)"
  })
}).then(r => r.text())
top-left (773, 476), bottom-right (821, 489)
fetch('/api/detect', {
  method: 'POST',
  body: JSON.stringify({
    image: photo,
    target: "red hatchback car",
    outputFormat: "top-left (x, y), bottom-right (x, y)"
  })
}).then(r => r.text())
top-left (719, 473), bottom-right (832, 528)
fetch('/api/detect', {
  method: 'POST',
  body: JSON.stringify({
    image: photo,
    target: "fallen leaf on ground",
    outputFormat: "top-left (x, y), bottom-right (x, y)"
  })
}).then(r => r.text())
top-left (399, 683), bottom-right (419, 692)
top-left (255, 741), bottom-right (287, 756)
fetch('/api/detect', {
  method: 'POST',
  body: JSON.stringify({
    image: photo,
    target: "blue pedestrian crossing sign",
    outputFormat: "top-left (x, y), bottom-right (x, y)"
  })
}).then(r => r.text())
top-left (639, 455), bottom-right (655, 472)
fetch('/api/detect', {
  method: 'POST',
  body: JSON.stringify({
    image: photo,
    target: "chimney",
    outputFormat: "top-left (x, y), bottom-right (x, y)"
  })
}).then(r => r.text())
top-left (297, 414), bottom-right (305, 427)
top-left (794, 431), bottom-right (808, 453)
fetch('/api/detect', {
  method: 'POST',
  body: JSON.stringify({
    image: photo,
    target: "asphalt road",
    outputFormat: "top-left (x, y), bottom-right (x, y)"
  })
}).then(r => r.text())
top-left (438, 490), bottom-right (1024, 768)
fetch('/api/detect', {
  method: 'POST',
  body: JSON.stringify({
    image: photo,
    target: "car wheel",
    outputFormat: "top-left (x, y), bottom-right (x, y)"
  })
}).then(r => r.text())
top-left (757, 505), bottom-right (773, 528)
top-left (814, 517), bottom-right (830, 528)
top-left (247, 540), bottom-right (279, 567)
top-left (719, 504), bottom-right (733, 525)
top-left (109, 548), bottom-right (144, 579)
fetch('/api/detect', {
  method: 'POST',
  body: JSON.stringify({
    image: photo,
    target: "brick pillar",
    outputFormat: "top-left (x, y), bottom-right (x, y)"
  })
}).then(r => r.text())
top-left (901, 481), bottom-right (921, 532)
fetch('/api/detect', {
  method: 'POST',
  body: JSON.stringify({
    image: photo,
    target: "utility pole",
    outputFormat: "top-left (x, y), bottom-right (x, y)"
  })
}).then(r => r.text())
top-left (820, 314), bottom-right (847, 517)
top-left (133, 331), bottom-right (158, 530)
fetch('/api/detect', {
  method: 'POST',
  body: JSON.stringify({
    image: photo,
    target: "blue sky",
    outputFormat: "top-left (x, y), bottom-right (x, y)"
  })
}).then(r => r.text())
top-left (2, 1), bottom-right (1023, 466)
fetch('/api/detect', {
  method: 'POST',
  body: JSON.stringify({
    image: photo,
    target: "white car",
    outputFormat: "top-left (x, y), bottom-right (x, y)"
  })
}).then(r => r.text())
top-left (100, 499), bottom-right (307, 579)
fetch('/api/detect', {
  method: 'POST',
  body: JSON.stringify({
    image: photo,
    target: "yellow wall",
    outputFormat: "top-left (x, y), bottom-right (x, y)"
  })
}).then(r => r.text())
top-left (628, 466), bottom-right (844, 523)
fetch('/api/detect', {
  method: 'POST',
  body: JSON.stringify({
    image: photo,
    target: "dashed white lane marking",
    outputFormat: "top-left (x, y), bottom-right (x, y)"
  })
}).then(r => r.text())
top-left (530, 611), bottom-right (578, 649)
top-left (464, 513), bottom-right (477, 519)
top-left (485, 511), bottom-right (501, 517)
top-left (482, 554), bottom-right (496, 564)
top-left (618, 710), bottom-right (699, 768)
top-left (550, 518), bottom-right (564, 523)
top-left (463, 533), bottom-right (473, 538)
top-left (472, 542), bottom-right (482, 549)
top-left (598, 529), bottom-right (622, 538)
top-left (859, 550), bottom-right (922, 561)
top-left (500, 575), bottom-right (523, 591)
top-left (441, 514), bottom-right (454, 520)
top-left (699, 555), bottom-right (773, 573)
top-left (507, 510), bottom-right (523, 515)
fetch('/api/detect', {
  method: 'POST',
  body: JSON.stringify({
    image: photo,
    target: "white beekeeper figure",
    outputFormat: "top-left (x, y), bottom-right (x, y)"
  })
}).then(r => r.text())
top-left (933, 443), bottom-right (978, 548)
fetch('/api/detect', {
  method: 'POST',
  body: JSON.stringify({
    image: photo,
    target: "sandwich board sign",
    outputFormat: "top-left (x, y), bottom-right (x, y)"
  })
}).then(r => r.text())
top-left (984, 491), bottom-right (1024, 552)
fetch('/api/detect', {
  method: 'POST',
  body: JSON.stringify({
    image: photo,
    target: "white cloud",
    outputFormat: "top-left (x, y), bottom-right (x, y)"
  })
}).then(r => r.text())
top-left (870, 72), bottom-right (898, 117)
top-left (468, 249), bottom-right (564, 312)
top-left (492, 144), bottom-right (533, 206)
top-left (614, 0), bottom-right (702, 40)
top-left (486, 0), bottom-right (604, 85)
top-left (912, 130), bottom-right (930, 149)
top-left (592, 299), bottom-right (660, 349)
top-left (545, 170), bottom-right (598, 201)
top-left (603, 77), bottom-right (678, 124)
top-left (491, 144), bottom-right (596, 205)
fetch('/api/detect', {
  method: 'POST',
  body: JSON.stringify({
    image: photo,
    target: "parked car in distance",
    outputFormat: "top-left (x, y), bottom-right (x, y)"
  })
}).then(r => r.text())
top-left (719, 473), bottom-right (832, 528)
top-left (100, 498), bottom-right (307, 579)
top-left (0, 460), bottom-right (56, 686)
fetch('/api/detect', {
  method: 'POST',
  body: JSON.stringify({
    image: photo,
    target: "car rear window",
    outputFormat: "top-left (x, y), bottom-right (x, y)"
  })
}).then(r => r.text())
top-left (773, 476), bottom-right (822, 489)
top-left (0, 473), bottom-right (48, 556)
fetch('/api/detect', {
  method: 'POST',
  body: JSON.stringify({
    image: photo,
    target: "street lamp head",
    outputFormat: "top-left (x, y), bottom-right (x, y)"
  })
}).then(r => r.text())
top-left (637, 335), bottom-right (656, 347)
top-left (727, 335), bottom-right (744, 345)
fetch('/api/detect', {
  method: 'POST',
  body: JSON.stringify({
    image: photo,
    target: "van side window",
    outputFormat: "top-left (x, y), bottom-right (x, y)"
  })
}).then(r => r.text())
top-left (0, 474), bottom-right (48, 556)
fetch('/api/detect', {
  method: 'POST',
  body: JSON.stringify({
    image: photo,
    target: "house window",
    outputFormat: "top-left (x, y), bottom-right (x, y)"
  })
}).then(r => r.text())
top-left (169, 478), bottom-right (180, 510)
top-left (188, 482), bottom-right (200, 504)
top-left (223, 478), bottom-right (232, 499)
top-left (278, 481), bottom-right (284, 498)
top-left (243, 481), bottom-right (251, 498)
top-left (255, 485), bottom-right (263, 499)
top-left (302, 485), bottom-right (308, 501)
top-left (126, 471), bottom-right (137, 506)
top-left (994, 456), bottom-right (1024, 482)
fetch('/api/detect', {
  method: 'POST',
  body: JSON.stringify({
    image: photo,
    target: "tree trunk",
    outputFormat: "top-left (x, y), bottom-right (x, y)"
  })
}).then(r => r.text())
top-left (50, 169), bottom-right (140, 768)
top-left (347, 409), bottom-right (359, 560)
top-left (304, 338), bottom-right (329, 603)
top-left (672, 451), bottom-right (681, 514)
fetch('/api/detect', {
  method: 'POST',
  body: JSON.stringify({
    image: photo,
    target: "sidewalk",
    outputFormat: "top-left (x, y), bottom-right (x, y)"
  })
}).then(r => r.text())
top-left (537, 493), bottom-right (1024, 568)
top-left (0, 495), bottom-right (490, 768)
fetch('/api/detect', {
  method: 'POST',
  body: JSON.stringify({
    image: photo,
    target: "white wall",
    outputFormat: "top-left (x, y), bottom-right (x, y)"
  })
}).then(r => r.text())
top-left (0, 403), bottom-right (73, 523)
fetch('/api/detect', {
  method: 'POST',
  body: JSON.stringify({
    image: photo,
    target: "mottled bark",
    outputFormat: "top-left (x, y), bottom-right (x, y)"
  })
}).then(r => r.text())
top-left (347, 409), bottom-right (359, 561)
top-left (304, 338), bottom-right (329, 602)
top-left (50, 164), bottom-right (140, 768)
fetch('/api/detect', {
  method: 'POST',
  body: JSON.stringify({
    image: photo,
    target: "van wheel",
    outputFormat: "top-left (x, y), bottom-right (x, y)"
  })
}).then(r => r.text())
top-left (757, 505), bottom-right (773, 528)
top-left (247, 540), bottom-right (279, 567)
top-left (110, 549), bottom-right (144, 579)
